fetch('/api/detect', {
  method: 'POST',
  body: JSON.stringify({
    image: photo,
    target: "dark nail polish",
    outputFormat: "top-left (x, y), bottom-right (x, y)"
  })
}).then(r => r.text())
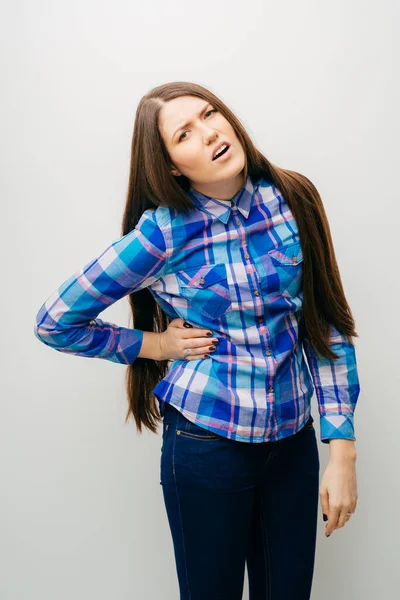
top-left (327, 533), bottom-right (331, 537)
top-left (213, 339), bottom-right (219, 345)
top-left (204, 354), bottom-right (210, 358)
top-left (323, 514), bottom-right (328, 522)
top-left (209, 346), bottom-right (216, 351)
top-left (206, 331), bottom-right (213, 337)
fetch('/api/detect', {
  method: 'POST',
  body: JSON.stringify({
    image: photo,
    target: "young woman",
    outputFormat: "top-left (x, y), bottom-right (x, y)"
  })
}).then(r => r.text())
top-left (34, 81), bottom-right (360, 600)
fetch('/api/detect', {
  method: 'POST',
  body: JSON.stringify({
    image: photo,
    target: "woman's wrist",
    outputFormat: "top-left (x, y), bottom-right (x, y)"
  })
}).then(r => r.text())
top-left (328, 439), bottom-right (357, 461)
top-left (137, 331), bottom-right (164, 361)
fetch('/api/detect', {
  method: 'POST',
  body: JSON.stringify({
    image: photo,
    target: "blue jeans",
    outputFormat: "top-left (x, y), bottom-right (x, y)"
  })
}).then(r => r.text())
top-left (160, 402), bottom-right (320, 600)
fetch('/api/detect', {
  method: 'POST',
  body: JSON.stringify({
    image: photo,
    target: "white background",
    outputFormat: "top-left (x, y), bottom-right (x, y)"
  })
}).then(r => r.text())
top-left (1, 0), bottom-right (399, 598)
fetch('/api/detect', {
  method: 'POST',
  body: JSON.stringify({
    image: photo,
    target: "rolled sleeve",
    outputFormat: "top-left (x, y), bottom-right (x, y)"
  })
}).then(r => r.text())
top-left (302, 324), bottom-right (361, 444)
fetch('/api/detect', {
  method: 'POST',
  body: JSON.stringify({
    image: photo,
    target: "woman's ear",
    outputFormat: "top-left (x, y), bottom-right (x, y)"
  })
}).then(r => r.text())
top-left (170, 165), bottom-right (181, 177)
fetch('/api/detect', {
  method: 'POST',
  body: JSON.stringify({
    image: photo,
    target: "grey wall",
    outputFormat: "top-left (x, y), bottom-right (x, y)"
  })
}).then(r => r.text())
top-left (1, 0), bottom-right (399, 598)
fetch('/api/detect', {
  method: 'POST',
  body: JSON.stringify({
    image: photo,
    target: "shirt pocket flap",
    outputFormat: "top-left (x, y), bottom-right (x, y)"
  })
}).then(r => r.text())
top-left (176, 264), bottom-right (227, 289)
top-left (268, 241), bottom-right (303, 265)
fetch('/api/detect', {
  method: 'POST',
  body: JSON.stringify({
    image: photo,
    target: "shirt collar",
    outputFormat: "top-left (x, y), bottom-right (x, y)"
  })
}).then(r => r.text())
top-left (187, 175), bottom-right (260, 224)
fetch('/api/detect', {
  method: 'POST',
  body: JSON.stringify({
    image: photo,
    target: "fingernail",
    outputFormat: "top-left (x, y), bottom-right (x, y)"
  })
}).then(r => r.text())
top-left (204, 354), bottom-right (210, 358)
top-left (327, 533), bottom-right (331, 537)
top-left (212, 339), bottom-right (219, 345)
top-left (209, 346), bottom-right (216, 351)
top-left (323, 514), bottom-right (328, 522)
top-left (206, 331), bottom-right (213, 337)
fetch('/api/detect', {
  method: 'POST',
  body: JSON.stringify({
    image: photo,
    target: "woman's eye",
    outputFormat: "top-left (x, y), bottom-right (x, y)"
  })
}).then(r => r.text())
top-left (178, 109), bottom-right (218, 142)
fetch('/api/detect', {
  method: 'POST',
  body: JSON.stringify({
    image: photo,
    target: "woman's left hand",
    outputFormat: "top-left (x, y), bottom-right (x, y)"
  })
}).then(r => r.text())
top-left (320, 455), bottom-right (358, 537)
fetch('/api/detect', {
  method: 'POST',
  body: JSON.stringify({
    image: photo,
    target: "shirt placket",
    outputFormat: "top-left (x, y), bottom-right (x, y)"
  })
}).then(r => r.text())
top-left (230, 201), bottom-right (276, 402)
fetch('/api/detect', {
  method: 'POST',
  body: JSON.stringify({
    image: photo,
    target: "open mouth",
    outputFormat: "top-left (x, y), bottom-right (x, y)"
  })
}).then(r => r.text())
top-left (212, 144), bottom-right (230, 161)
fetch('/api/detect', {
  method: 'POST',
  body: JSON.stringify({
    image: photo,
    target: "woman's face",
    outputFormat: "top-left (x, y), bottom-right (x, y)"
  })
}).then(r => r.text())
top-left (158, 95), bottom-right (246, 195)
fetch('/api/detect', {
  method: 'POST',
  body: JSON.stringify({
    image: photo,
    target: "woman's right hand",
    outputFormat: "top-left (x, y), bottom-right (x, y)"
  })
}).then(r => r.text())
top-left (158, 318), bottom-right (219, 361)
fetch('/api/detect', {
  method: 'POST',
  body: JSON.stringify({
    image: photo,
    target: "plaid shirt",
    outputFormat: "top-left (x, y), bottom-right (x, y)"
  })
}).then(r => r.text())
top-left (34, 175), bottom-right (360, 443)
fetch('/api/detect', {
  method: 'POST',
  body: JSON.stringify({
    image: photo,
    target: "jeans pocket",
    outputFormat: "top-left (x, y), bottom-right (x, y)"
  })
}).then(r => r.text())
top-left (177, 420), bottom-right (221, 440)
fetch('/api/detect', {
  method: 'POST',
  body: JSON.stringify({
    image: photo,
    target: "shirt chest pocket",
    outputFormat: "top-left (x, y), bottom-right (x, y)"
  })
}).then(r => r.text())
top-left (261, 241), bottom-right (304, 298)
top-left (176, 263), bottom-right (232, 320)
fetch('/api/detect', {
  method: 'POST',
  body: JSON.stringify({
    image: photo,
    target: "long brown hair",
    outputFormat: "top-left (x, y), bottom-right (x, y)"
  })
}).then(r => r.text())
top-left (121, 81), bottom-right (358, 435)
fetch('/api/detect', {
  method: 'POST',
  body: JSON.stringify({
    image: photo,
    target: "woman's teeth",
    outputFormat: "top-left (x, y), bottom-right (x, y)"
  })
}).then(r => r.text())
top-left (213, 145), bottom-right (229, 160)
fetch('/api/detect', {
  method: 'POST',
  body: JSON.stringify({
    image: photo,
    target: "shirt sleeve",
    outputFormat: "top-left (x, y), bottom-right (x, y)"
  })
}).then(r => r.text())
top-left (33, 209), bottom-right (167, 365)
top-left (302, 324), bottom-right (361, 444)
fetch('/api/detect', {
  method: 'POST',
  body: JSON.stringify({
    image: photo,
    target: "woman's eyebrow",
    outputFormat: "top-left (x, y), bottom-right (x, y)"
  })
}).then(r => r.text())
top-left (172, 104), bottom-right (211, 140)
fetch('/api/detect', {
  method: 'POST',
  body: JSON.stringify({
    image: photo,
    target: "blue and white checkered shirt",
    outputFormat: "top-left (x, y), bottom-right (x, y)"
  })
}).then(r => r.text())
top-left (34, 175), bottom-right (360, 443)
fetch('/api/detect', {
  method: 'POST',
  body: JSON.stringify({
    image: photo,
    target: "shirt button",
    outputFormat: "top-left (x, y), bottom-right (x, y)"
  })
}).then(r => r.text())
top-left (235, 219), bottom-right (240, 226)
top-left (268, 386), bottom-right (274, 393)
top-left (292, 256), bottom-right (297, 263)
top-left (257, 316), bottom-right (263, 322)
top-left (199, 278), bottom-right (205, 284)
top-left (231, 201), bottom-right (235, 207)
top-left (254, 290), bottom-right (260, 296)
top-left (244, 253), bottom-right (249, 259)
top-left (266, 350), bottom-right (271, 356)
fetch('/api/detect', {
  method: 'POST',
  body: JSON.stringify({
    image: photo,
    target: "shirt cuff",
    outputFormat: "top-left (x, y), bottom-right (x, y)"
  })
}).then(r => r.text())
top-left (108, 327), bottom-right (144, 364)
top-left (320, 413), bottom-right (356, 444)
